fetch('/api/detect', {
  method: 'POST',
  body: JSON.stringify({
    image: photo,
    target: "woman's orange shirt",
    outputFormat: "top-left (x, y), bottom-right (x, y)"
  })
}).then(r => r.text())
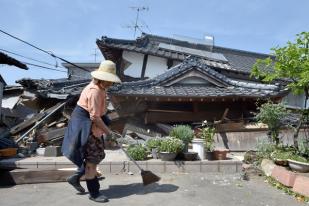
top-left (77, 81), bottom-right (106, 137)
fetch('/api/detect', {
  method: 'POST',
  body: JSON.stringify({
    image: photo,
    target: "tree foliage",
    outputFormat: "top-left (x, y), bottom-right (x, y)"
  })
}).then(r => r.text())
top-left (251, 32), bottom-right (309, 96)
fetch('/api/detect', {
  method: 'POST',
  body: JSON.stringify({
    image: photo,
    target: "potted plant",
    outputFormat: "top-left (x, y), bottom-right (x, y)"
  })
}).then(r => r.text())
top-left (197, 121), bottom-right (216, 160)
top-left (169, 125), bottom-right (194, 152)
top-left (159, 137), bottom-right (184, 161)
top-left (146, 138), bottom-right (162, 159)
top-left (270, 148), bottom-right (293, 166)
top-left (287, 156), bottom-right (309, 172)
top-left (287, 137), bottom-right (309, 172)
top-left (127, 144), bottom-right (148, 161)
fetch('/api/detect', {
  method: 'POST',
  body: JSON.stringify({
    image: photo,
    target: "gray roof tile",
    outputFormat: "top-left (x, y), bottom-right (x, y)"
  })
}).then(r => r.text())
top-left (113, 85), bottom-right (283, 99)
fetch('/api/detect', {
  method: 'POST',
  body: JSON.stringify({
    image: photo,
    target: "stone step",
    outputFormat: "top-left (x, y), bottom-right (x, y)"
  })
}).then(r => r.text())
top-left (0, 159), bottom-right (242, 174)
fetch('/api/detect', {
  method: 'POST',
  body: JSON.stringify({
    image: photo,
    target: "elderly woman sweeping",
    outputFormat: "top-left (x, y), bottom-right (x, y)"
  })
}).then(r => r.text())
top-left (62, 60), bottom-right (121, 203)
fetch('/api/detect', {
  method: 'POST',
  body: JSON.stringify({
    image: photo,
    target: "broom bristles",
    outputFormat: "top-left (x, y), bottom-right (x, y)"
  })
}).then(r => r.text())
top-left (141, 170), bottom-right (161, 186)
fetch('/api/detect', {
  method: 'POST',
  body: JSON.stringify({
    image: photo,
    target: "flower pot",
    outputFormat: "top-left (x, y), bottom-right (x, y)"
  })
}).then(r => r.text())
top-left (151, 148), bottom-right (159, 159)
top-left (213, 149), bottom-right (229, 160)
top-left (183, 143), bottom-right (189, 153)
top-left (205, 151), bottom-right (214, 160)
top-left (273, 158), bottom-right (288, 166)
top-left (287, 159), bottom-right (309, 172)
top-left (159, 152), bottom-right (177, 161)
top-left (183, 152), bottom-right (198, 161)
top-left (192, 138), bottom-right (205, 160)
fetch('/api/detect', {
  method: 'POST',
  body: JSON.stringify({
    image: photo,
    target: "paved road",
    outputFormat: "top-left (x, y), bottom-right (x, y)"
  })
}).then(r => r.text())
top-left (0, 173), bottom-right (306, 206)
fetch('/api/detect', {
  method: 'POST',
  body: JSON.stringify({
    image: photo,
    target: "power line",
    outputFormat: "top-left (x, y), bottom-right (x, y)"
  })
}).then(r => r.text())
top-left (0, 29), bottom-right (90, 72)
top-left (22, 61), bottom-right (67, 73)
top-left (22, 61), bottom-right (89, 79)
top-left (0, 48), bottom-right (66, 69)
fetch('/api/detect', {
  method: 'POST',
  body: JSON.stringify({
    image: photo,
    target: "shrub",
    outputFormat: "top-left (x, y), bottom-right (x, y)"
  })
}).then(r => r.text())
top-left (159, 138), bottom-right (184, 153)
top-left (272, 151), bottom-right (308, 163)
top-left (298, 136), bottom-right (309, 157)
top-left (127, 144), bottom-right (148, 161)
top-left (146, 138), bottom-right (162, 150)
top-left (169, 125), bottom-right (194, 144)
top-left (270, 147), bottom-right (296, 160)
top-left (255, 102), bottom-right (289, 144)
top-left (289, 154), bottom-right (309, 163)
top-left (256, 138), bottom-right (276, 159)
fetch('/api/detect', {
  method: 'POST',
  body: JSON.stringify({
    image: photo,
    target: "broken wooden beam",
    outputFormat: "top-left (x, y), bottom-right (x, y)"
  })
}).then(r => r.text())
top-left (0, 169), bottom-right (75, 186)
top-left (16, 102), bottom-right (67, 143)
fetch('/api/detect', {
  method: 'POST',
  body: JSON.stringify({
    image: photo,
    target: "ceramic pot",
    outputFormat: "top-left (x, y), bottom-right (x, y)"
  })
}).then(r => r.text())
top-left (159, 152), bottom-right (177, 161)
top-left (192, 138), bottom-right (205, 160)
top-left (287, 159), bottom-right (309, 172)
top-left (214, 149), bottom-right (229, 160)
top-left (183, 152), bottom-right (198, 161)
top-left (205, 151), bottom-right (215, 160)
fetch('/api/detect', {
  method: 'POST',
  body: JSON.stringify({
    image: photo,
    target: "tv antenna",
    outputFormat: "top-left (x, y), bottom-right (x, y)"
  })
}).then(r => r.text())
top-left (91, 48), bottom-right (99, 63)
top-left (126, 6), bottom-right (150, 38)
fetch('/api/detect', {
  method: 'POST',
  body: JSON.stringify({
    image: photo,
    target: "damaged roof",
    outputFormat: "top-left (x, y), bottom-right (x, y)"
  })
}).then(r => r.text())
top-left (17, 78), bottom-right (90, 99)
top-left (109, 57), bottom-right (287, 99)
top-left (96, 33), bottom-right (273, 74)
top-left (0, 51), bottom-right (28, 70)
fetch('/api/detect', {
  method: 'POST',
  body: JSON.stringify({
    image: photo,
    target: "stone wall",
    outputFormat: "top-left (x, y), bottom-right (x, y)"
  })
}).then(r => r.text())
top-left (214, 129), bottom-right (307, 151)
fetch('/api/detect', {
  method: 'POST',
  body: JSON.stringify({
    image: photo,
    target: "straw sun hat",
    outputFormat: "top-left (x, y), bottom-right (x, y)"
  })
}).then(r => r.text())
top-left (91, 60), bottom-right (121, 83)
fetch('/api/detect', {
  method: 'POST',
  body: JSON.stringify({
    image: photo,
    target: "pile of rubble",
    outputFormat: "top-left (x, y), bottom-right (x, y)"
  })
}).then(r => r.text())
top-left (0, 79), bottom-right (173, 159)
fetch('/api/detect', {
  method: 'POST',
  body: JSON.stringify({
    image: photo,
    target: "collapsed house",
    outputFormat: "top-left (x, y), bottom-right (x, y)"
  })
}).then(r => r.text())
top-left (95, 33), bottom-right (289, 126)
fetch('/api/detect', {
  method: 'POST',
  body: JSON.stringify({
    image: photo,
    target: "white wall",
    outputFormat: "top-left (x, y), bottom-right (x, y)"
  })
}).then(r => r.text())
top-left (145, 55), bottom-right (168, 78)
top-left (122, 51), bottom-right (180, 79)
top-left (282, 92), bottom-right (309, 109)
top-left (123, 51), bottom-right (144, 78)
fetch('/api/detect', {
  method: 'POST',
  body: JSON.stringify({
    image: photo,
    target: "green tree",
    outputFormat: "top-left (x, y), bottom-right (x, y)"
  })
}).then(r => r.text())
top-left (251, 32), bottom-right (309, 148)
top-left (255, 101), bottom-right (289, 145)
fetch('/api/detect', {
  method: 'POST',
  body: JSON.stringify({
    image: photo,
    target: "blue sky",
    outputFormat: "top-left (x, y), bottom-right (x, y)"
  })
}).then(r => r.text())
top-left (1, 0), bottom-right (309, 85)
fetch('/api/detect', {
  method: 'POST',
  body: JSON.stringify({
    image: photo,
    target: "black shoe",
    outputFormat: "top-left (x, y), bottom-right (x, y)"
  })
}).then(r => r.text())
top-left (89, 192), bottom-right (109, 203)
top-left (67, 174), bottom-right (85, 193)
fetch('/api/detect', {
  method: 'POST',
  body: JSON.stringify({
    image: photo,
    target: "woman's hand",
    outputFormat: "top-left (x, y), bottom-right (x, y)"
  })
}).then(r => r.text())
top-left (92, 116), bottom-right (111, 136)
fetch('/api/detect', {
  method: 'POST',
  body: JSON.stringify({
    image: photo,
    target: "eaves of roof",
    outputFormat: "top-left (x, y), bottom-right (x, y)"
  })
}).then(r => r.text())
top-left (111, 86), bottom-right (287, 100)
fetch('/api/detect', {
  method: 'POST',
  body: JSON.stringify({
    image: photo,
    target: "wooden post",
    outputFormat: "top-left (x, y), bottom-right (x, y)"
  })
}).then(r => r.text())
top-left (141, 54), bottom-right (148, 78)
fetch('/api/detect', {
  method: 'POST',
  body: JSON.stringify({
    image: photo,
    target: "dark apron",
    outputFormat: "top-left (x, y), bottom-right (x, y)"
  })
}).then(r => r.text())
top-left (61, 105), bottom-right (92, 168)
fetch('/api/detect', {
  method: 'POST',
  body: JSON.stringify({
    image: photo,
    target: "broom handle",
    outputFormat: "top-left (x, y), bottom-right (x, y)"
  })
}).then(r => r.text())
top-left (111, 131), bottom-right (143, 171)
